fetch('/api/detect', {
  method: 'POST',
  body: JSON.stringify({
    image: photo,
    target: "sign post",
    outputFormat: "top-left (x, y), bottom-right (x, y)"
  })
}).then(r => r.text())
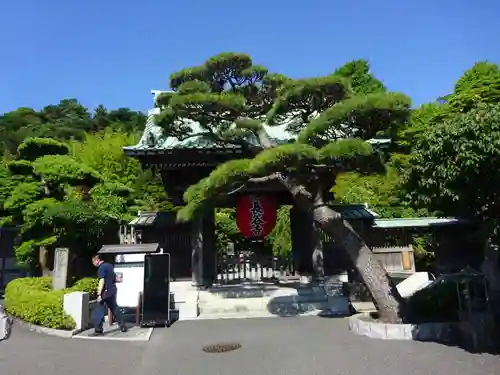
top-left (141, 253), bottom-right (171, 327)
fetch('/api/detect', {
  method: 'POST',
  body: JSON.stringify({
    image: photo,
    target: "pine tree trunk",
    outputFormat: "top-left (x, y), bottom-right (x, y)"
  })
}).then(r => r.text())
top-left (255, 129), bottom-right (405, 322)
top-left (313, 204), bottom-right (405, 323)
top-left (279, 176), bottom-right (405, 323)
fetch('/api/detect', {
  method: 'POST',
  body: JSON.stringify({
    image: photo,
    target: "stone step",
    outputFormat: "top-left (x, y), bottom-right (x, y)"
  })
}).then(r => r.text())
top-left (175, 300), bottom-right (199, 320)
top-left (198, 300), bottom-right (332, 315)
top-left (198, 286), bottom-right (329, 302)
top-left (170, 283), bottom-right (352, 320)
top-left (198, 293), bottom-right (328, 305)
top-left (169, 281), bottom-right (200, 320)
top-left (197, 309), bottom-right (322, 320)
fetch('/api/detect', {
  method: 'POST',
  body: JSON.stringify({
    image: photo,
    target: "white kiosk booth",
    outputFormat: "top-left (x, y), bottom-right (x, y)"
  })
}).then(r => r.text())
top-left (98, 243), bottom-right (161, 322)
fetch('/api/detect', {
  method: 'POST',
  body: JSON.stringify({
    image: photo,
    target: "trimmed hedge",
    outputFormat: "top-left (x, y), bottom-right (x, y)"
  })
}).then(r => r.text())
top-left (4, 276), bottom-right (98, 330)
top-left (71, 277), bottom-right (99, 300)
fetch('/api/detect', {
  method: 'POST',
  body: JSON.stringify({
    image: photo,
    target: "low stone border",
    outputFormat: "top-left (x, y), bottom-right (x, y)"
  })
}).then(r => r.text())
top-left (73, 327), bottom-right (154, 342)
top-left (12, 317), bottom-right (83, 338)
top-left (348, 313), bottom-right (457, 342)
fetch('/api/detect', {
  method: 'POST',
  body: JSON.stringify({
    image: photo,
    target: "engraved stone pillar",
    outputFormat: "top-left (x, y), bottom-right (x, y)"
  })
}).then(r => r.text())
top-left (52, 247), bottom-right (70, 290)
top-left (191, 215), bottom-right (204, 288)
top-left (311, 223), bottom-right (325, 280)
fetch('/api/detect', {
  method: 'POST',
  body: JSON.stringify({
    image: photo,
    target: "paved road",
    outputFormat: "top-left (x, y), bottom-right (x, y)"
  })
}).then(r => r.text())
top-left (1, 317), bottom-right (499, 375)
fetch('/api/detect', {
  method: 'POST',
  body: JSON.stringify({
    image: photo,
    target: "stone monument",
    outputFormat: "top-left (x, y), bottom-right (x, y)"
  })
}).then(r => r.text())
top-left (52, 247), bottom-right (70, 290)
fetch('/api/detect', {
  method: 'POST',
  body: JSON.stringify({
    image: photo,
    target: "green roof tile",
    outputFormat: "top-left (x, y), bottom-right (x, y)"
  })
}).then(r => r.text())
top-left (123, 96), bottom-right (392, 153)
top-left (373, 217), bottom-right (468, 229)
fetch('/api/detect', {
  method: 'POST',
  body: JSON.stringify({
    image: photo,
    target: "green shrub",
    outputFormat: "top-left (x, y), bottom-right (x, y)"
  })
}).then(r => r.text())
top-left (4, 276), bottom-right (99, 330)
top-left (70, 277), bottom-right (98, 300)
top-left (5, 277), bottom-right (75, 330)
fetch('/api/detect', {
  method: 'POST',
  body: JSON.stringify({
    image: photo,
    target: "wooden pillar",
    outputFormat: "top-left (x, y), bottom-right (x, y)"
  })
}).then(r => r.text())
top-left (191, 209), bottom-right (216, 288)
top-left (202, 209), bottom-right (216, 288)
top-left (290, 206), bottom-right (314, 275)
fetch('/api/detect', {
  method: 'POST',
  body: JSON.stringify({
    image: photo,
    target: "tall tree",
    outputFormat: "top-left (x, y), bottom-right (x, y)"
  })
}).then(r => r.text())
top-left (0, 108), bottom-right (44, 155)
top-left (403, 61), bottom-right (500, 221)
top-left (399, 61), bottom-right (500, 151)
top-left (404, 103), bottom-right (500, 238)
top-left (450, 61), bottom-right (500, 112)
top-left (154, 52), bottom-right (411, 323)
top-left (71, 130), bottom-right (172, 212)
top-left (0, 138), bottom-right (130, 272)
top-left (0, 101), bottom-right (148, 156)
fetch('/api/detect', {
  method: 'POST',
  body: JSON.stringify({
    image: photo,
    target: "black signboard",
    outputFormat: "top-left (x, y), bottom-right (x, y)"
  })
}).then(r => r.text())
top-left (141, 253), bottom-right (171, 327)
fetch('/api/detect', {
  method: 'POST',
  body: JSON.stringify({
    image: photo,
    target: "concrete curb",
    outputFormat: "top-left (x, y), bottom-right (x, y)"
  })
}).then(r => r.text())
top-left (13, 317), bottom-right (153, 342)
top-left (348, 313), bottom-right (458, 342)
top-left (73, 327), bottom-right (153, 342)
top-left (12, 317), bottom-right (82, 338)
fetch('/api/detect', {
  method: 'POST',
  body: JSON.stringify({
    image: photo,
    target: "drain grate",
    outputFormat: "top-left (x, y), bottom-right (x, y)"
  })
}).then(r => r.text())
top-left (202, 342), bottom-right (242, 353)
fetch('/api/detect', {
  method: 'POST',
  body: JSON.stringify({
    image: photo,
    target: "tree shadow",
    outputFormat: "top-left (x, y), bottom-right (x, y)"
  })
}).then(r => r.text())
top-left (264, 282), bottom-right (353, 318)
top-left (206, 282), bottom-right (283, 299)
top-left (410, 323), bottom-right (500, 355)
top-left (366, 310), bottom-right (499, 355)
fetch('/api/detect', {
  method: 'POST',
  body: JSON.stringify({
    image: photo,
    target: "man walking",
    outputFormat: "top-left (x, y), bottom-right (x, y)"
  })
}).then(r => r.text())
top-left (90, 254), bottom-right (127, 336)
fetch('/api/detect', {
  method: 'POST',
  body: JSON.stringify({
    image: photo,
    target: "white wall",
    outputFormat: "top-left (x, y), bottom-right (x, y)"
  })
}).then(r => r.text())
top-left (114, 254), bottom-right (145, 308)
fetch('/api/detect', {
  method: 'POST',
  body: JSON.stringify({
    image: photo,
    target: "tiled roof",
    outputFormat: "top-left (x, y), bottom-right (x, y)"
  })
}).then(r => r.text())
top-left (373, 217), bottom-right (469, 229)
top-left (98, 243), bottom-right (160, 254)
top-left (123, 108), bottom-right (296, 153)
top-left (123, 95), bottom-right (392, 153)
top-left (128, 205), bottom-right (375, 227)
top-left (329, 204), bottom-right (377, 221)
top-left (128, 211), bottom-right (178, 227)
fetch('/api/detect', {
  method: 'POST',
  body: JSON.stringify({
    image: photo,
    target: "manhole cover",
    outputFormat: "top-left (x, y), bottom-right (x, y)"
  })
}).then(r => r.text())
top-left (202, 342), bottom-right (242, 353)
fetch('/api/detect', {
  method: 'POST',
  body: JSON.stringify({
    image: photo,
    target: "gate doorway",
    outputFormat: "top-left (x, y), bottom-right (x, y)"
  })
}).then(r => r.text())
top-left (216, 251), bottom-right (297, 285)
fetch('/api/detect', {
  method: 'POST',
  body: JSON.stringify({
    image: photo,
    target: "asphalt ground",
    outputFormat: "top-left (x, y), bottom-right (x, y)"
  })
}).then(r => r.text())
top-left (1, 316), bottom-right (499, 375)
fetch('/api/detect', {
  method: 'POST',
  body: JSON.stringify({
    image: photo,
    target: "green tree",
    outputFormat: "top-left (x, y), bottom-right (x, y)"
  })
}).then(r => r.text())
top-left (333, 59), bottom-right (386, 96)
top-left (267, 206), bottom-right (292, 257)
top-left (404, 103), bottom-right (500, 240)
top-left (449, 61), bottom-right (500, 112)
top-left (0, 138), bottom-right (129, 272)
top-left (397, 102), bottom-right (450, 150)
top-left (399, 61), bottom-right (500, 151)
top-left (0, 108), bottom-right (44, 155)
top-left (155, 52), bottom-right (411, 323)
top-left (0, 101), bottom-right (147, 156)
top-left (106, 107), bottom-right (147, 133)
top-left (71, 129), bottom-right (172, 212)
top-left (214, 208), bottom-right (240, 252)
top-left (91, 105), bottom-right (111, 132)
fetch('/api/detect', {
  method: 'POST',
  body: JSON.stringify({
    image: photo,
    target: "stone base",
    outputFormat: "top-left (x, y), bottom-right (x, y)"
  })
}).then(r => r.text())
top-left (170, 281), bottom-right (200, 320)
top-left (349, 313), bottom-right (458, 342)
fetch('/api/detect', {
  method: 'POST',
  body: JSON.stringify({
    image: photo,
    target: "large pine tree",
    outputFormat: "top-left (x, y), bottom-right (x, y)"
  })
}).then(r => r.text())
top-left (155, 53), bottom-right (411, 323)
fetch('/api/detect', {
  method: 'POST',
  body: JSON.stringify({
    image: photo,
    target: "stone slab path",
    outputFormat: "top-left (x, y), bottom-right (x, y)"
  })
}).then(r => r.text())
top-left (1, 316), bottom-right (499, 375)
top-left (74, 324), bottom-right (153, 341)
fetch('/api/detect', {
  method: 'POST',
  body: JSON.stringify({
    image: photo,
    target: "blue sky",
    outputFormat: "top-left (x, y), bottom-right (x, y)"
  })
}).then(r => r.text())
top-left (1, 0), bottom-right (498, 114)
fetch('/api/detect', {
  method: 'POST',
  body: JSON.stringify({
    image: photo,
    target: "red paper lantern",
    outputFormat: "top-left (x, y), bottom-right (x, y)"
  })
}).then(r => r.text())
top-left (236, 195), bottom-right (277, 239)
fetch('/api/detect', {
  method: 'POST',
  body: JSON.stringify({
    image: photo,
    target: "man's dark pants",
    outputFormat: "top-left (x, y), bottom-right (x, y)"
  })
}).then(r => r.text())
top-left (92, 294), bottom-right (125, 333)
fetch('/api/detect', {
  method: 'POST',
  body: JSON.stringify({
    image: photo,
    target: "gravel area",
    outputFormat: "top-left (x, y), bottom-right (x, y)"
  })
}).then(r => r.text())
top-left (1, 317), bottom-right (499, 375)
